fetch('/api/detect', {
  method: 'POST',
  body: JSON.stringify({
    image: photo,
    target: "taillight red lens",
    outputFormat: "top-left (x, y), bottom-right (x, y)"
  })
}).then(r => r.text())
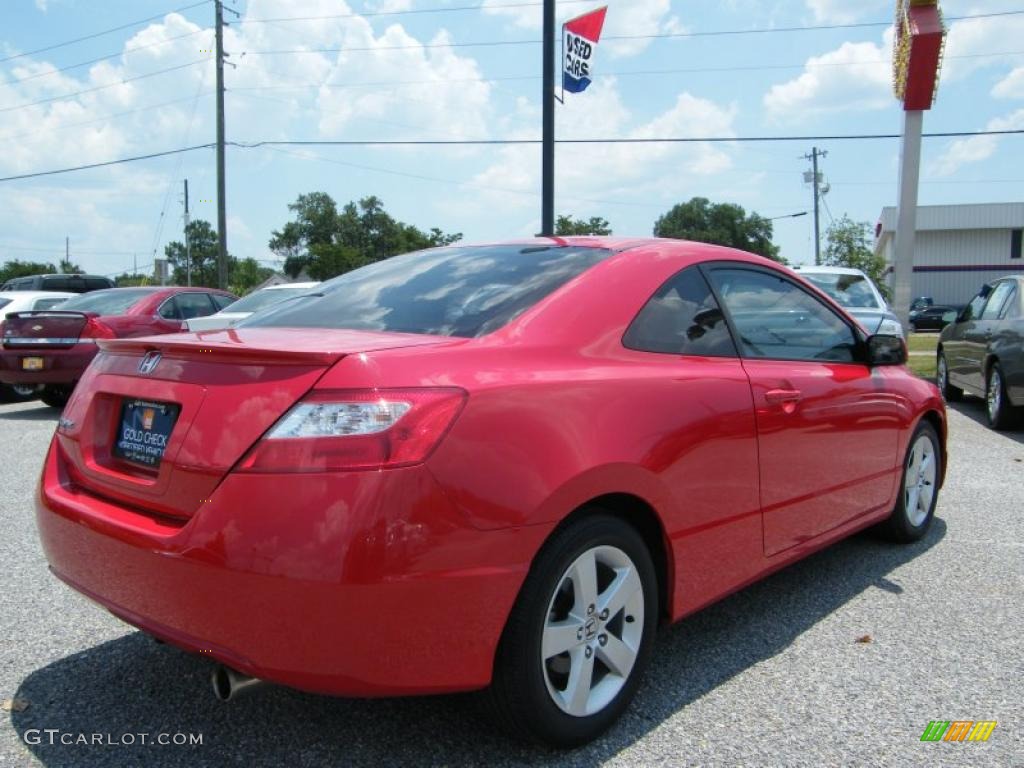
top-left (236, 388), bottom-right (467, 473)
top-left (80, 317), bottom-right (116, 340)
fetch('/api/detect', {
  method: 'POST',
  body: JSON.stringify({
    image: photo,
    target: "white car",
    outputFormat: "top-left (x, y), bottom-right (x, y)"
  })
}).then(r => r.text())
top-left (0, 290), bottom-right (76, 399)
top-left (0, 290), bottom-right (75, 321)
top-left (792, 265), bottom-right (905, 338)
top-left (185, 282), bottom-right (321, 332)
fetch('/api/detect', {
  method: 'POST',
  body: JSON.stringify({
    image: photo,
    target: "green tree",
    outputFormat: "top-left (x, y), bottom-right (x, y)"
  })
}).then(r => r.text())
top-left (58, 259), bottom-right (83, 274)
top-left (555, 215), bottom-right (612, 236)
top-left (270, 193), bottom-right (462, 280)
top-left (114, 273), bottom-right (152, 287)
top-left (230, 257), bottom-right (276, 296)
top-left (654, 197), bottom-right (783, 262)
top-left (164, 220), bottom-right (223, 287)
top-left (823, 215), bottom-right (891, 301)
top-left (0, 259), bottom-right (56, 283)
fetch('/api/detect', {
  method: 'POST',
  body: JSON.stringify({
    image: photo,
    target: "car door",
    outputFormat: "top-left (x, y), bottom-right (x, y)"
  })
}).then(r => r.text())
top-left (704, 264), bottom-right (902, 557)
top-left (945, 290), bottom-right (989, 393)
top-left (992, 282), bottom-right (1024, 405)
top-left (963, 281), bottom-right (1015, 393)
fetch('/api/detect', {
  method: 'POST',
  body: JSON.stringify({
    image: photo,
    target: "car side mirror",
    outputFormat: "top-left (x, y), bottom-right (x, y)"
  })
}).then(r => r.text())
top-left (866, 334), bottom-right (906, 366)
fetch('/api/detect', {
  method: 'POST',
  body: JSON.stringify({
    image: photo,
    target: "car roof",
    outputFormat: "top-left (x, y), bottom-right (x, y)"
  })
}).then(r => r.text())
top-left (262, 282), bottom-right (320, 290)
top-left (0, 290), bottom-right (76, 300)
top-left (790, 265), bottom-right (867, 276)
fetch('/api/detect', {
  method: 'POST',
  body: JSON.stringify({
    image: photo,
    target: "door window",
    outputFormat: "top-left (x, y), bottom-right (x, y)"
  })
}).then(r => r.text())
top-left (1000, 285), bottom-right (1020, 320)
top-left (981, 281), bottom-right (1014, 320)
top-left (158, 298), bottom-right (182, 320)
top-left (623, 267), bottom-right (736, 356)
top-left (707, 267), bottom-right (858, 363)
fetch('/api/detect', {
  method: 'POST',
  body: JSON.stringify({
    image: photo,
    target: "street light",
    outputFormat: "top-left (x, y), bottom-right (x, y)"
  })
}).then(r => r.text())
top-left (768, 211), bottom-right (809, 221)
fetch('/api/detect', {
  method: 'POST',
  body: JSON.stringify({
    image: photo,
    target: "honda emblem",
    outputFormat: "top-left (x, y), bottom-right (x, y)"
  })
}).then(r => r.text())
top-left (138, 351), bottom-right (162, 375)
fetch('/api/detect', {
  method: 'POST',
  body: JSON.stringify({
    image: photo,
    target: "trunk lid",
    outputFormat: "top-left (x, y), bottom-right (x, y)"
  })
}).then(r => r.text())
top-left (54, 328), bottom-right (453, 519)
top-left (2, 311), bottom-right (90, 348)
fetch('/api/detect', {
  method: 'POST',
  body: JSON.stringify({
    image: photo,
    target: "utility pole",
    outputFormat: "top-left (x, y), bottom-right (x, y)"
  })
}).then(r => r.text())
top-left (64, 236), bottom-right (69, 268)
top-left (804, 147), bottom-right (827, 265)
top-left (214, 0), bottom-right (228, 290)
top-left (183, 179), bottom-right (192, 287)
top-left (540, 0), bottom-right (555, 237)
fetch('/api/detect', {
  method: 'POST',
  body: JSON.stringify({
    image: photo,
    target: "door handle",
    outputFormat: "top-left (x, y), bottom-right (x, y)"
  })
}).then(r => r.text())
top-left (765, 389), bottom-right (802, 405)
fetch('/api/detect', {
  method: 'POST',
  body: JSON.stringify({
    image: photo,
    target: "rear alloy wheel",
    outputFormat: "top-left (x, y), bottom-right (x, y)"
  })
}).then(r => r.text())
top-left (986, 363), bottom-right (1021, 431)
top-left (936, 352), bottom-right (962, 402)
top-left (39, 385), bottom-right (72, 409)
top-left (875, 421), bottom-right (941, 543)
top-left (486, 514), bottom-right (658, 748)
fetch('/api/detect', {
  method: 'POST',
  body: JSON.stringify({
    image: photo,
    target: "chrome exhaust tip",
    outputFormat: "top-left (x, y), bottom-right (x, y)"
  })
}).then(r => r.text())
top-left (211, 664), bottom-right (264, 702)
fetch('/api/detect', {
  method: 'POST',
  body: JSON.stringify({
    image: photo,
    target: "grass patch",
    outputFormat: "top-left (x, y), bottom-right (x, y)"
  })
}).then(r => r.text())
top-left (907, 354), bottom-right (936, 381)
top-left (907, 333), bottom-right (940, 354)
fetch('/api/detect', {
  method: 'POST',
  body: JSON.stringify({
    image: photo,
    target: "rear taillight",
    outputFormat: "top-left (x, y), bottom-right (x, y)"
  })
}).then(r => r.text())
top-left (80, 317), bottom-right (116, 341)
top-left (236, 388), bottom-right (467, 473)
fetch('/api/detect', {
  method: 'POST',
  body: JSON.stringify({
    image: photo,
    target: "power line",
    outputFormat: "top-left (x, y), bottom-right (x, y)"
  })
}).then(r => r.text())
top-left (5, 29), bottom-right (209, 85)
top-left (0, 59), bottom-right (210, 114)
top-left (237, 0), bottom-right (593, 25)
top-left (0, 0), bottom-right (212, 65)
top-left (1, 129), bottom-right (1022, 184)
top-left (240, 9), bottom-right (1024, 54)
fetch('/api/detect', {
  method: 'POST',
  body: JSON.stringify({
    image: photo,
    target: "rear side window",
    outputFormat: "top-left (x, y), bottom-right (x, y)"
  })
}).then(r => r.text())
top-left (981, 281), bottom-right (1014, 320)
top-left (707, 267), bottom-right (858, 363)
top-left (60, 289), bottom-right (155, 315)
top-left (175, 293), bottom-right (216, 319)
top-left (0, 298), bottom-right (11, 310)
top-left (1000, 285), bottom-right (1020, 320)
top-left (243, 245), bottom-right (613, 337)
top-left (85, 277), bottom-right (114, 291)
top-left (623, 267), bottom-right (736, 357)
top-left (211, 294), bottom-right (236, 311)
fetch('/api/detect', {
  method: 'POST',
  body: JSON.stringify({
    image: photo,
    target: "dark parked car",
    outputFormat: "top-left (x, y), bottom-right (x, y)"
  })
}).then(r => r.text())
top-left (910, 304), bottom-right (959, 332)
top-left (0, 273), bottom-right (114, 293)
top-left (910, 296), bottom-right (934, 313)
top-left (0, 286), bottom-right (235, 407)
top-left (937, 276), bottom-right (1024, 429)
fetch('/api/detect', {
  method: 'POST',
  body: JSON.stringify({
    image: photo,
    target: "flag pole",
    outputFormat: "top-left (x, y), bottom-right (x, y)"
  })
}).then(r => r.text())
top-left (541, 0), bottom-right (555, 237)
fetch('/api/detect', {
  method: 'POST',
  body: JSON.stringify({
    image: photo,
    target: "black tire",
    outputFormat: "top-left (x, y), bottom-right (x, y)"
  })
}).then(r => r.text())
top-left (39, 385), bottom-right (72, 409)
top-left (986, 362), bottom-right (1022, 431)
top-left (936, 351), bottom-right (962, 402)
top-left (0, 384), bottom-right (37, 403)
top-left (485, 513), bottom-right (658, 748)
top-left (874, 421), bottom-right (941, 543)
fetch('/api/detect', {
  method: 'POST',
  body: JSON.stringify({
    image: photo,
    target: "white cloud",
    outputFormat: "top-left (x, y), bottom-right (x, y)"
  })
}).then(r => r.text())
top-left (929, 108), bottom-right (1024, 176)
top-left (464, 82), bottom-right (737, 220)
top-left (480, 0), bottom-right (681, 58)
top-left (941, 11), bottom-right (1024, 81)
top-left (993, 67), bottom-right (1024, 99)
top-left (805, 0), bottom-right (888, 24)
top-left (34, 0), bottom-right (48, 11)
top-left (763, 31), bottom-right (894, 119)
top-left (365, 0), bottom-right (412, 12)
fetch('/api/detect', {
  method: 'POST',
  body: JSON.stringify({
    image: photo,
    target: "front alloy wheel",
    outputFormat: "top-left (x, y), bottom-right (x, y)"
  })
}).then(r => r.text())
top-left (875, 420), bottom-right (942, 543)
top-left (486, 514), bottom-right (657, 748)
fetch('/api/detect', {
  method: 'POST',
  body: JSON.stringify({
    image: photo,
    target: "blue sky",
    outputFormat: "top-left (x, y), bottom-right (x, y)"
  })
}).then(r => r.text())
top-left (1, 0), bottom-right (1022, 277)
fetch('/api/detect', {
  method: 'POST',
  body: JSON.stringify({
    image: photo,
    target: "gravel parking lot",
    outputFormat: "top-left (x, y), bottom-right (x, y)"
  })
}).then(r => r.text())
top-left (1, 398), bottom-right (1021, 767)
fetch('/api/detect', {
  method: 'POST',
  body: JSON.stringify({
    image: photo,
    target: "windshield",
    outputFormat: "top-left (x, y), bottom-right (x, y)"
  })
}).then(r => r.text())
top-left (801, 272), bottom-right (881, 309)
top-left (226, 286), bottom-right (318, 314)
top-left (241, 244), bottom-right (612, 337)
top-left (59, 288), bottom-right (156, 315)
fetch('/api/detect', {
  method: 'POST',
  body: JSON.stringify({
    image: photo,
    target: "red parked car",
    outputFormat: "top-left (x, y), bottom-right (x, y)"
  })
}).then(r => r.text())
top-left (0, 286), bottom-right (235, 407)
top-left (35, 239), bottom-right (945, 747)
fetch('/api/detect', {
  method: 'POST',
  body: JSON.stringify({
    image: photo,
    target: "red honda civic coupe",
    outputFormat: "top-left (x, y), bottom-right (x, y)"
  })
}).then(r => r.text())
top-left (0, 286), bottom-right (236, 408)
top-left (35, 239), bottom-right (945, 747)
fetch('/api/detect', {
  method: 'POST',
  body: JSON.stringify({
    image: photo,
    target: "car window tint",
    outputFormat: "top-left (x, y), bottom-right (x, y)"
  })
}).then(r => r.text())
top-left (242, 245), bottom-right (613, 338)
top-left (176, 293), bottom-right (216, 319)
top-left (623, 267), bottom-right (736, 357)
top-left (707, 268), bottom-right (858, 363)
top-left (211, 293), bottom-right (236, 311)
top-left (33, 298), bottom-right (68, 310)
top-left (158, 298), bottom-right (182, 320)
top-left (982, 281), bottom-right (1014, 320)
top-left (60, 288), bottom-right (154, 314)
top-left (85, 277), bottom-right (113, 291)
top-left (1000, 286), bottom-right (1020, 320)
top-left (800, 272), bottom-right (881, 309)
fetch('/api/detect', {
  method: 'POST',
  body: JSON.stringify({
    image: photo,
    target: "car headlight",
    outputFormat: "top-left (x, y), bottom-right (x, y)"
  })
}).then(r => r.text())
top-left (877, 318), bottom-right (905, 338)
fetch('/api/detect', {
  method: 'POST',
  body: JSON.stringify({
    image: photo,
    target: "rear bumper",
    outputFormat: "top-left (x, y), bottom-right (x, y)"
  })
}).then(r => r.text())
top-left (0, 344), bottom-right (95, 384)
top-left (36, 439), bottom-right (544, 696)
